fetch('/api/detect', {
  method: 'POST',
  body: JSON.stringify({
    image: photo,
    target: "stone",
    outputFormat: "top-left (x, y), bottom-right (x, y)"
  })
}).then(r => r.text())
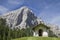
top-left (42, 31), bottom-right (48, 37)
top-left (1, 6), bottom-right (43, 29)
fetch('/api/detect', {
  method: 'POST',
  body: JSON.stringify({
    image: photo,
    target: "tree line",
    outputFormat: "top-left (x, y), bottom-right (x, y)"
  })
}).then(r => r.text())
top-left (0, 18), bottom-right (33, 40)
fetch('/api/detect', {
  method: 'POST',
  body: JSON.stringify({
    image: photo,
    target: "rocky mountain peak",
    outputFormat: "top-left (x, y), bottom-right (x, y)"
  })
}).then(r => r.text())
top-left (2, 6), bottom-right (43, 29)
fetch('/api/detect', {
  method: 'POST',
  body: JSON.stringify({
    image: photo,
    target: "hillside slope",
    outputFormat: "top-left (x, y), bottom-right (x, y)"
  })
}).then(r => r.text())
top-left (12, 37), bottom-right (60, 40)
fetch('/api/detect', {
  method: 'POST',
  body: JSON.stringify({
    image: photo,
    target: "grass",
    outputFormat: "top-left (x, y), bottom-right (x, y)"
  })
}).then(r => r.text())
top-left (12, 37), bottom-right (60, 40)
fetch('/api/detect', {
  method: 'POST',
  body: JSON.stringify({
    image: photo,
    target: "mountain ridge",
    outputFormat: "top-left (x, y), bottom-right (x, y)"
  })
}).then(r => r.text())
top-left (1, 6), bottom-right (43, 29)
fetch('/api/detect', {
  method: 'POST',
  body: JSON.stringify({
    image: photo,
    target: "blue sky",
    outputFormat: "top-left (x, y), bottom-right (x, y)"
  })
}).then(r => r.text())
top-left (0, 0), bottom-right (60, 27)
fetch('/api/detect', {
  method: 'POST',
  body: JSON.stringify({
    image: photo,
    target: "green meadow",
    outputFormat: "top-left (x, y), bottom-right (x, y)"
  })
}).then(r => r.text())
top-left (12, 37), bottom-right (60, 40)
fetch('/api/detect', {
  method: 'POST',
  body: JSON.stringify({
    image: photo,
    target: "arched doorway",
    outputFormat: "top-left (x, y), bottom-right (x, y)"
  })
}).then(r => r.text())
top-left (38, 29), bottom-right (43, 36)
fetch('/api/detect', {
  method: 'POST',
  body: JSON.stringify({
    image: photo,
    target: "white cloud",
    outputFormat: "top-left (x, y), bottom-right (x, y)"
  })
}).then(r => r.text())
top-left (0, 5), bottom-right (9, 14)
top-left (8, 0), bottom-right (24, 5)
top-left (38, 8), bottom-right (60, 26)
top-left (50, 16), bottom-right (60, 24)
top-left (48, 16), bottom-right (60, 27)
